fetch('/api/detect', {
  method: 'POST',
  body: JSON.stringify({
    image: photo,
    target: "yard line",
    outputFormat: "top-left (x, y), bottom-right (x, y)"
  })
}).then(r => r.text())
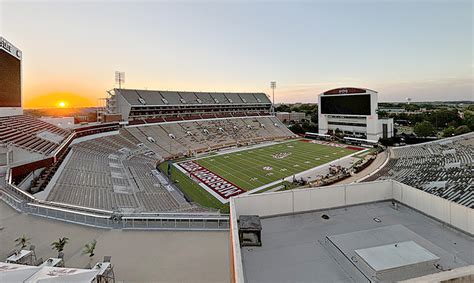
top-left (197, 159), bottom-right (261, 188)
top-left (196, 141), bottom-right (357, 190)
top-left (198, 158), bottom-right (273, 188)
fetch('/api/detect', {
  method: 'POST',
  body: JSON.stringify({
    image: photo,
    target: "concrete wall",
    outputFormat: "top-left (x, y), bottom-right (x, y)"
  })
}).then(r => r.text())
top-left (233, 180), bottom-right (393, 218)
top-left (233, 180), bottom-right (473, 235)
top-left (393, 181), bottom-right (473, 235)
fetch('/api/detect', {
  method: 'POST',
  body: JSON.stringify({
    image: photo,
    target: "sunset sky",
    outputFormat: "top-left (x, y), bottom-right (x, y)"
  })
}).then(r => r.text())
top-left (0, 0), bottom-right (472, 108)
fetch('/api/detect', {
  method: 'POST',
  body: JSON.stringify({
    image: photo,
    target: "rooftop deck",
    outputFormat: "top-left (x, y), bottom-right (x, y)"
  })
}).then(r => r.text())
top-left (241, 201), bottom-right (473, 282)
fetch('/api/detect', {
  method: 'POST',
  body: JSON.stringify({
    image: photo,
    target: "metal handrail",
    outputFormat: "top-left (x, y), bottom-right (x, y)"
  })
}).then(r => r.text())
top-left (2, 171), bottom-right (229, 230)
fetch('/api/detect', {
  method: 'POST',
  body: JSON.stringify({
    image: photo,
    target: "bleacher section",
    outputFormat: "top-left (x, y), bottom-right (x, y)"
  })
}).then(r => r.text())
top-left (46, 132), bottom-right (201, 213)
top-left (0, 115), bottom-right (70, 155)
top-left (106, 88), bottom-right (273, 121)
top-left (364, 132), bottom-right (473, 207)
top-left (125, 116), bottom-right (296, 159)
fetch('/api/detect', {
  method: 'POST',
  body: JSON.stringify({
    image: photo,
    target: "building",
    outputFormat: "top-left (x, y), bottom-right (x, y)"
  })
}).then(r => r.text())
top-left (276, 111), bottom-right (306, 123)
top-left (318, 87), bottom-right (393, 140)
top-left (230, 180), bottom-right (474, 282)
top-left (0, 36), bottom-right (22, 117)
top-left (101, 88), bottom-right (272, 122)
top-left (0, 38), bottom-right (72, 173)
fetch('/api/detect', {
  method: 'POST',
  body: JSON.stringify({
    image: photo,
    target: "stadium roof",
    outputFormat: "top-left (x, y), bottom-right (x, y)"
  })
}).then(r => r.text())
top-left (114, 88), bottom-right (271, 106)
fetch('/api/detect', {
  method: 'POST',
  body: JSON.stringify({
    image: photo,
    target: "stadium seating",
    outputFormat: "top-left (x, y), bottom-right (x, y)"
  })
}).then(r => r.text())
top-left (125, 116), bottom-right (296, 159)
top-left (0, 115), bottom-right (70, 155)
top-left (46, 132), bottom-right (200, 213)
top-left (365, 132), bottom-right (473, 207)
top-left (43, 115), bottom-right (294, 213)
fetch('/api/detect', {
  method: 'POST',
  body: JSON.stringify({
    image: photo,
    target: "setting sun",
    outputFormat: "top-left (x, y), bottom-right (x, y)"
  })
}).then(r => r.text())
top-left (58, 101), bottom-right (66, 108)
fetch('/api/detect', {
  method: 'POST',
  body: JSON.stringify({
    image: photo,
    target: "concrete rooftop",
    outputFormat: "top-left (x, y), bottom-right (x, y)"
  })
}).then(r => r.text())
top-left (0, 202), bottom-right (229, 283)
top-left (241, 201), bottom-right (473, 283)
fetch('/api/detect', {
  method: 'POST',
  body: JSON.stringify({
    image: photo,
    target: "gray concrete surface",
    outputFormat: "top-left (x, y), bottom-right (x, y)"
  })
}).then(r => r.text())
top-left (241, 201), bottom-right (473, 283)
top-left (0, 202), bottom-right (229, 283)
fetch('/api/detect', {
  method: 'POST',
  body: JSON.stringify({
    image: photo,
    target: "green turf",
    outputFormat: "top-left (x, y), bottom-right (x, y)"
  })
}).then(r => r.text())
top-left (158, 162), bottom-right (229, 213)
top-left (193, 139), bottom-right (359, 191)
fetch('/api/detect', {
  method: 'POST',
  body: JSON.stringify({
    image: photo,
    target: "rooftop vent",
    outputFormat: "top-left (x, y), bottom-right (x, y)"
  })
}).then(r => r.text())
top-left (168, 133), bottom-right (175, 139)
top-left (213, 98), bottom-right (219, 103)
top-left (196, 98), bottom-right (202, 104)
top-left (228, 98), bottom-right (233, 103)
top-left (180, 98), bottom-right (186, 104)
top-left (238, 215), bottom-right (262, 247)
top-left (138, 97), bottom-right (146, 105)
top-left (203, 129), bottom-right (209, 134)
top-left (161, 98), bottom-right (169, 104)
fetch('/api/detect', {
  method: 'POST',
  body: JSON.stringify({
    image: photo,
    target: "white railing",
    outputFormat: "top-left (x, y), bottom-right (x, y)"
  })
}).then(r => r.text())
top-left (1, 171), bottom-right (229, 230)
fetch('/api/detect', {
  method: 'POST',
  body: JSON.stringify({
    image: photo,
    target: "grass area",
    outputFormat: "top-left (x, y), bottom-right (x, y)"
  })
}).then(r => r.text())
top-left (193, 139), bottom-right (359, 191)
top-left (354, 146), bottom-right (378, 158)
top-left (250, 181), bottom-right (287, 194)
top-left (276, 181), bottom-right (302, 192)
top-left (158, 163), bottom-right (229, 213)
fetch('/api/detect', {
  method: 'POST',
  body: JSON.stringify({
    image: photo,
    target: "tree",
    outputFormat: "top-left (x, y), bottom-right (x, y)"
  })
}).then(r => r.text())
top-left (454, 125), bottom-right (470, 135)
top-left (442, 126), bottom-right (455, 137)
top-left (404, 104), bottom-right (420, 112)
top-left (51, 237), bottom-right (69, 255)
top-left (15, 235), bottom-right (31, 249)
top-left (413, 121), bottom-right (435, 137)
top-left (289, 123), bottom-right (304, 135)
top-left (82, 240), bottom-right (97, 257)
top-left (275, 104), bottom-right (291, 112)
top-left (462, 111), bottom-right (474, 130)
top-left (427, 109), bottom-right (461, 129)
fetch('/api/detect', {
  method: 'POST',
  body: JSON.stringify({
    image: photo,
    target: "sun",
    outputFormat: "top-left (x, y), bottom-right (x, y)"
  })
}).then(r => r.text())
top-left (58, 101), bottom-right (66, 108)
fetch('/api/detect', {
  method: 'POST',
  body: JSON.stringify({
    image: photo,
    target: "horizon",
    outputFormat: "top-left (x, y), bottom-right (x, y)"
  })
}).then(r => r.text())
top-left (1, 1), bottom-right (473, 108)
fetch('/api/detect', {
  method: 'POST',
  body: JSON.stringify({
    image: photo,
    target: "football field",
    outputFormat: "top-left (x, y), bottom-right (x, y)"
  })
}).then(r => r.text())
top-left (190, 139), bottom-right (361, 191)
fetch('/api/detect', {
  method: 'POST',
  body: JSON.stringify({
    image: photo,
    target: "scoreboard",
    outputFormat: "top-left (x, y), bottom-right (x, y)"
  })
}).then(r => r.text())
top-left (320, 94), bottom-right (371, 115)
top-left (0, 37), bottom-right (22, 108)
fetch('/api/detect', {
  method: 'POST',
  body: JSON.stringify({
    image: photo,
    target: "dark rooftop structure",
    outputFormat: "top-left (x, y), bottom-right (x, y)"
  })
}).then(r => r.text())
top-left (115, 89), bottom-right (271, 106)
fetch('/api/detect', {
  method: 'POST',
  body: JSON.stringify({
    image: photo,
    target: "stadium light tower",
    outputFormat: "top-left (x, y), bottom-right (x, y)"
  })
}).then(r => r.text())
top-left (115, 71), bottom-right (125, 89)
top-left (270, 81), bottom-right (276, 114)
top-left (270, 81), bottom-right (276, 104)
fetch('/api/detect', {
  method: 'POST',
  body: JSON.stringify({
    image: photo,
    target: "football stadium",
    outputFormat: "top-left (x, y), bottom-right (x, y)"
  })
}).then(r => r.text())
top-left (0, 33), bottom-right (473, 283)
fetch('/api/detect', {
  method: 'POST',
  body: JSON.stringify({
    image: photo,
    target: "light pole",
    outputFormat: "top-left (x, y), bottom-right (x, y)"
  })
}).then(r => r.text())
top-left (270, 81), bottom-right (276, 114)
top-left (115, 71), bottom-right (125, 89)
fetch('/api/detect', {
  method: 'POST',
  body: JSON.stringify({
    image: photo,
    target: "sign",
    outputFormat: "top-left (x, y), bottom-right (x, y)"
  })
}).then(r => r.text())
top-left (324, 87), bottom-right (368, 95)
top-left (178, 161), bottom-right (245, 199)
top-left (0, 37), bottom-right (22, 60)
